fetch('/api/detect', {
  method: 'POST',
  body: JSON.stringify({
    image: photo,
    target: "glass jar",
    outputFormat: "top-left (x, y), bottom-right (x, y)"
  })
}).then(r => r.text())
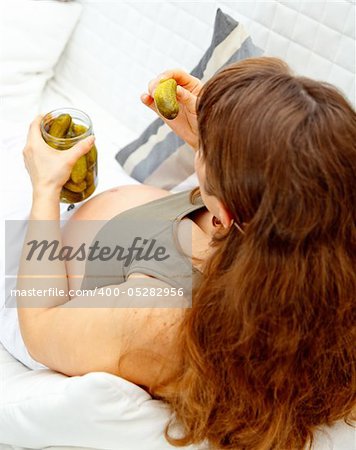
top-left (40, 108), bottom-right (98, 204)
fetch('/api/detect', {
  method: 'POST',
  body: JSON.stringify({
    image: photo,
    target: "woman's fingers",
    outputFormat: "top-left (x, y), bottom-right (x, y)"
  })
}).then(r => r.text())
top-left (176, 85), bottom-right (197, 115)
top-left (66, 135), bottom-right (95, 165)
top-left (26, 115), bottom-right (95, 164)
top-left (140, 93), bottom-right (159, 115)
top-left (158, 69), bottom-right (202, 92)
top-left (147, 69), bottom-right (202, 98)
top-left (140, 93), bottom-right (154, 107)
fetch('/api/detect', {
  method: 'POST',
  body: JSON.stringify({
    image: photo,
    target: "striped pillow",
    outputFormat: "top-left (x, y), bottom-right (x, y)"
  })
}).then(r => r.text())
top-left (115, 9), bottom-right (263, 192)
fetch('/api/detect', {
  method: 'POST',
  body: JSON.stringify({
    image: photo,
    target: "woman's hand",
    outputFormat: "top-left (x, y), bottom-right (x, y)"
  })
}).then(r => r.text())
top-left (23, 115), bottom-right (95, 198)
top-left (141, 69), bottom-right (203, 151)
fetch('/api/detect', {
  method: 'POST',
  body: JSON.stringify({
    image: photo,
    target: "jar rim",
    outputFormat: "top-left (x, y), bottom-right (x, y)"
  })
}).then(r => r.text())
top-left (40, 107), bottom-right (93, 143)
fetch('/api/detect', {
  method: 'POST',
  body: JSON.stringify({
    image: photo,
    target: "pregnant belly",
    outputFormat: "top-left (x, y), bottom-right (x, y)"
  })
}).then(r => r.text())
top-left (69, 184), bottom-right (171, 221)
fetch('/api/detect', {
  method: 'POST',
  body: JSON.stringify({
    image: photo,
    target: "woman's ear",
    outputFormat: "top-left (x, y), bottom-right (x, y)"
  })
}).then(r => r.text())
top-left (216, 200), bottom-right (233, 229)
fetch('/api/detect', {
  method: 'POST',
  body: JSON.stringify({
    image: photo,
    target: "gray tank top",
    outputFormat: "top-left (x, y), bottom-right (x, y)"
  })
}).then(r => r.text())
top-left (81, 189), bottom-right (206, 298)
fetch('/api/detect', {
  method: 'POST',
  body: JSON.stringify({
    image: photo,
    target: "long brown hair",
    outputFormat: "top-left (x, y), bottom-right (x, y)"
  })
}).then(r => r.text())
top-left (155, 57), bottom-right (356, 449)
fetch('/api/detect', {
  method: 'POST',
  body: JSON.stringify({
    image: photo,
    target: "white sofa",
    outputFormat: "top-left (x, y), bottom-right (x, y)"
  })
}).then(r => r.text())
top-left (1, 1), bottom-right (355, 449)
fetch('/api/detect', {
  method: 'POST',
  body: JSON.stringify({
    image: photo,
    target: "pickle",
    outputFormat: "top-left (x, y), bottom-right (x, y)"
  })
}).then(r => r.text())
top-left (84, 182), bottom-right (96, 198)
top-left (61, 188), bottom-right (83, 204)
top-left (48, 114), bottom-right (72, 138)
top-left (85, 168), bottom-right (95, 186)
top-left (86, 144), bottom-right (97, 168)
top-left (67, 123), bottom-right (88, 138)
top-left (72, 123), bottom-right (87, 136)
top-left (154, 79), bottom-right (179, 120)
top-left (64, 180), bottom-right (87, 193)
top-left (66, 125), bottom-right (75, 139)
top-left (71, 155), bottom-right (87, 184)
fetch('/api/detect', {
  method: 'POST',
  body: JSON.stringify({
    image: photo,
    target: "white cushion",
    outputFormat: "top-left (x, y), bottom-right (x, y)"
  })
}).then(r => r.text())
top-left (0, 339), bottom-right (354, 450)
top-left (0, 0), bottom-right (82, 124)
top-left (0, 342), bottom-right (199, 450)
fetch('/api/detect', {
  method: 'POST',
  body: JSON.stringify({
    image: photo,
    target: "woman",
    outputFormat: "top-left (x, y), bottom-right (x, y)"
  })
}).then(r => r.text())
top-left (17, 57), bottom-right (355, 449)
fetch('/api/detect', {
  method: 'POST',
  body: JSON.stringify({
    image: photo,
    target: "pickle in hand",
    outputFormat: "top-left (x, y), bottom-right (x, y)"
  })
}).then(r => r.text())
top-left (154, 79), bottom-right (179, 120)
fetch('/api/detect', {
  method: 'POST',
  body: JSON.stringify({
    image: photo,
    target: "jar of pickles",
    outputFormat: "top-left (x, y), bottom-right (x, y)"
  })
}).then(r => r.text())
top-left (40, 108), bottom-right (98, 204)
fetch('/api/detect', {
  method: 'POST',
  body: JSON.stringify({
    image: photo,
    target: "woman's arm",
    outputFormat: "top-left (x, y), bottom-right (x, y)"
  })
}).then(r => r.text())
top-left (16, 115), bottom-right (95, 360)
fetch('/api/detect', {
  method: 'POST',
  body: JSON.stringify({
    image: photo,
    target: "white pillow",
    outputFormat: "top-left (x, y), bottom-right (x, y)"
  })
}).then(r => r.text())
top-left (0, 343), bottom-right (198, 450)
top-left (0, 0), bottom-right (82, 124)
top-left (0, 341), bottom-right (354, 450)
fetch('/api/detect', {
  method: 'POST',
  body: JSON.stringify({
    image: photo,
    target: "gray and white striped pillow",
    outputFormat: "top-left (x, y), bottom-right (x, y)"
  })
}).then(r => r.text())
top-left (115, 9), bottom-right (263, 192)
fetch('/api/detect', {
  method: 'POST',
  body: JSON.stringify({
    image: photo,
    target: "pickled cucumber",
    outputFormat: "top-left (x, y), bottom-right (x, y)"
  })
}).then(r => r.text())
top-left (71, 155), bottom-right (87, 184)
top-left (48, 114), bottom-right (72, 138)
top-left (61, 188), bottom-right (83, 204)
top-left (64, 180), bottom-right (87, 193)
top-left (86, 145), bottom-right (97, 168)
top-left (86, 168), bottom-right (95, 186)
top-left (154, 79), bottom-right (179, 120)
top-left (72, 123), bottom-right (87, 136)
top-left (84, 182), bottom-right (96, 198)
top-left (67, 123), bottom-right (88, 138)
